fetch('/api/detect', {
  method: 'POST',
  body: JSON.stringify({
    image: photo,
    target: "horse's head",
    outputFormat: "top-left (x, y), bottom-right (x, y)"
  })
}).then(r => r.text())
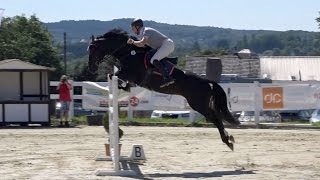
top-left (88, 28), bottom-right (131, 73)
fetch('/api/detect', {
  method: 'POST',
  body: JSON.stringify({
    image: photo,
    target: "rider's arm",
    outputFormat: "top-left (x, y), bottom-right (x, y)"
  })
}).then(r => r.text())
top-left (130, 36), bottom-right (148, 47)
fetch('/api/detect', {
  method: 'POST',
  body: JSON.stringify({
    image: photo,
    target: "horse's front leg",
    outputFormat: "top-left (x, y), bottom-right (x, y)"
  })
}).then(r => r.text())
top-left (114, 71), bottom-right (131, 92)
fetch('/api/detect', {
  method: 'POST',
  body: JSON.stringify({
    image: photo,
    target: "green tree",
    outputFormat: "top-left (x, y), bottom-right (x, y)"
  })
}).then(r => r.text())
top-left (216, 39), bottom-right (229, 49)
top-left (0, 15), bottom-right (63, 79)
top-left (191, 41), bottom-right (201, 52)
top-left (72, 62), bottom-right (96, 81)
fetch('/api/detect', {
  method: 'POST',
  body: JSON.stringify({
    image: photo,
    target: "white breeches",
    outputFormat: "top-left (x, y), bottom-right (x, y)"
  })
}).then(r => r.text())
top-left (150, 39), bottom-right (175, 64)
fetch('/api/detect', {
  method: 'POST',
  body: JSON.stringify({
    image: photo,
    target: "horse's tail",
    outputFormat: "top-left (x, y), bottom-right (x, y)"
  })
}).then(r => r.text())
top-left (209, 81), bottom-right (240, 126)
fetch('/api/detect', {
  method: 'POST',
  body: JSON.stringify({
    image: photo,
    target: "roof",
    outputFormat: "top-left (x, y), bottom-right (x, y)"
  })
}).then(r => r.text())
top-left (0, 59), bottom-right (55, 71)
top-left (238, 49), bottom-right (252, 54)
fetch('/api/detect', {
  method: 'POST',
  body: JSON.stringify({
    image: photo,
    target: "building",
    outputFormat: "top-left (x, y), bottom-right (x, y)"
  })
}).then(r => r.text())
top-left (186, 55), bottom-right (320, 82)
top-left (185, 55), bottom-right (261, 82)
top-left (260, 56), bottom-right (320, 81)
top-left (0, 59), bottom-right (54, 126)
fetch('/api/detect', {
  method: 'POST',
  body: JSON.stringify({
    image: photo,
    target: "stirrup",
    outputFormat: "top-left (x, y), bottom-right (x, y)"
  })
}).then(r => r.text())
top-left (160, 79), bottom-right (175, 88)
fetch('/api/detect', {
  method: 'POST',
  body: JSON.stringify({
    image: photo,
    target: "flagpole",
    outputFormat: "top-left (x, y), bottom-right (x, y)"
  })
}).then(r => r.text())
top-left (0, 8), bottom-right (5, 27)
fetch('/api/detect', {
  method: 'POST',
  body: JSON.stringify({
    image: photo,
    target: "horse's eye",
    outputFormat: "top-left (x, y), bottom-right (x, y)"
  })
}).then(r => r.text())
top-left (88, 45), bottom-right (95, 51)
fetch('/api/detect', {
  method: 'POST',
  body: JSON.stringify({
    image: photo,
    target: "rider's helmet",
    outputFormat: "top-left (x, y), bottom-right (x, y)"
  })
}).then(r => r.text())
top-left (131, 18), bottom-right (144, 27)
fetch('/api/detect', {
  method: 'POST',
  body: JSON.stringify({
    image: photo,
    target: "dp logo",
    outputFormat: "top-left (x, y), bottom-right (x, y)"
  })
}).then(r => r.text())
top-left (262, 87), bottom-right (284, 109)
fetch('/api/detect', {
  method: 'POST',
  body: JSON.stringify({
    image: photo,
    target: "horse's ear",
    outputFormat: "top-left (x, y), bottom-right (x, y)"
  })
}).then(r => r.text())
top-left (91, 35), bottom-right (95, 42)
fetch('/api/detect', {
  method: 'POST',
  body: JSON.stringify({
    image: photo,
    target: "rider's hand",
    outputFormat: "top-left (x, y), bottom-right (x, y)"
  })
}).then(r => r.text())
top-left (127, 38), bottom-right (134, 45)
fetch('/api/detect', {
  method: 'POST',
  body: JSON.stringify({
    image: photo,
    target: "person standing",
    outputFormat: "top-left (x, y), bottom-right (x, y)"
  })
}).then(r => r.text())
top-left (57, 75), bottom-right (72, 127)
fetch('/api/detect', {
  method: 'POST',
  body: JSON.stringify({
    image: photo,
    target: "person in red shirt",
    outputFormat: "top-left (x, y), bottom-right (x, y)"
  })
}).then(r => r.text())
top-left (57, 75), bottom-right (73, 127)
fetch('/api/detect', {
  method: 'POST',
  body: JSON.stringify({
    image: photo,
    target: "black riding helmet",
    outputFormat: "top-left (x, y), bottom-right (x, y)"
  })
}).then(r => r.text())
top-left (131, 18), bottom-right (144, 27)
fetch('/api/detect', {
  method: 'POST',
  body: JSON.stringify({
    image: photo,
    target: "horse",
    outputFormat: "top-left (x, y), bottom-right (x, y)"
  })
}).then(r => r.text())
top-left (88, 28), bottom-right (240, 150)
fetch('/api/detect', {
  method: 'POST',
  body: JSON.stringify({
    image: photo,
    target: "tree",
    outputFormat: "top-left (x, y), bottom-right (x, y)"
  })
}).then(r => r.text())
top-left (72, 63), bottom-right (96, 81)
top-left (0, 15), bottom-right (63, 79)
top-left (191, 41), bottom-right (201, 52)
top-left (216, 39), bottom-right (230, 49)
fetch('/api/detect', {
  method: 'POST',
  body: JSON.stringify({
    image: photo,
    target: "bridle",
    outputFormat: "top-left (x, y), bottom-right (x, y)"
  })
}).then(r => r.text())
top-left (89, 36), bottom-right (148, 74)
top-left (89, 38), bottom-right (132, 71)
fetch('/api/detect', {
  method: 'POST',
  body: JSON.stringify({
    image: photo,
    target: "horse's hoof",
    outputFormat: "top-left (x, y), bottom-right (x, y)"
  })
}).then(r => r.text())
top-left (227, 142), bottom-right (234, 151)
top-left (229, 135), bottom-right (235, 143)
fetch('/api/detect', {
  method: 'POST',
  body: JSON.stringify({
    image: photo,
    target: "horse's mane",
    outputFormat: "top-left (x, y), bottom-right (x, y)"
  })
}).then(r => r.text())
top-left (98, 28), bottom-right (129, 39)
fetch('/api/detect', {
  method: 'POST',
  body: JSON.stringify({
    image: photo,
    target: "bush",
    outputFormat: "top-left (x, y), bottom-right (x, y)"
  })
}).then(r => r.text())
top-left (70, 116), bottom-right (87, 125)
top-left (102, 113), bottom-right (109, 133)
top-left (102, 112), bottom-right (124, 140)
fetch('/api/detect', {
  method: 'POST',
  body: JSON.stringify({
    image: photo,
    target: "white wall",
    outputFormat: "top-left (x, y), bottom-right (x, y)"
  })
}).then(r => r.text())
top-left (31, 104), bottom-right (49, 122)
top-left (260, 56), bottom-right (320, 81)
top-left (5, 104), bottom-right (28, 122)
top-left (23, 72), bottom-right (40, 95)
top-left (23, 71), bottom-right (49, 101)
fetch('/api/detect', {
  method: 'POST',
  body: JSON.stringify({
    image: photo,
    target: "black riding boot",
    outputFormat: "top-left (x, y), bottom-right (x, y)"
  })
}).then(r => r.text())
top-left (153, 60), bottom-right (175, 88)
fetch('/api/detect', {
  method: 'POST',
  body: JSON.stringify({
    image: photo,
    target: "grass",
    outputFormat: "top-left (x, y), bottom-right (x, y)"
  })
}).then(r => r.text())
top-left (53, 115), bottom-right (320, 128)
top-left (281, 120), bottom-right (310, 124)
top-left (122, 117), bottom-right (202, 123)
top-left (119, 117), bottom-right (209, 126)
top-left (71, 116), bottom-right (88, 125)
top-left (51, 115), bottom-right (208, 127)
top-left (51, 116), bottom-right (88, 126)
top-left (312, 122), bottom-right (320, 127)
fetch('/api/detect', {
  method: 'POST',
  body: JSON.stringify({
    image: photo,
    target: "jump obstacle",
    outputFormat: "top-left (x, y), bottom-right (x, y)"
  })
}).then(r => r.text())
top-left (95, 75), bottom-right (146, 176)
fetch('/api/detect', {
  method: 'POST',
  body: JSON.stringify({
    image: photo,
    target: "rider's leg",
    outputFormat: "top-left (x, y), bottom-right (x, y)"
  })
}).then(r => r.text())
top-left (151, 39), bottom-right (175, 87)
top-left (150, 39), bottom-right (175, 64)
top-left (153, 59), bottom-right (175, 87)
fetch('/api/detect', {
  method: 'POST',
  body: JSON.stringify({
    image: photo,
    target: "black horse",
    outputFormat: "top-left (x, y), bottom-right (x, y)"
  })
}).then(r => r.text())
top-left (88, 28), bottom-right (240, 150)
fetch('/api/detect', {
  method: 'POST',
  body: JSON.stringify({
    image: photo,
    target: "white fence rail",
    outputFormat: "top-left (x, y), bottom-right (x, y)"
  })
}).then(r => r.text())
top-left (50, 81), bottom-right (320, 122)
top-left (222, 81), bottom-right (320, 112)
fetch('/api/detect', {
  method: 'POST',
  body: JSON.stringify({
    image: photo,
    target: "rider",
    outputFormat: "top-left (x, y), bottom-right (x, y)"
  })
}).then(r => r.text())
top-left (127, 18), bottom-right (175, 88)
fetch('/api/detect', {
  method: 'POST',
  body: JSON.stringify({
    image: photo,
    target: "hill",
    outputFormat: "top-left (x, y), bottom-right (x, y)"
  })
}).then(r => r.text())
top-left (44, 18), bottom-right (320, 60)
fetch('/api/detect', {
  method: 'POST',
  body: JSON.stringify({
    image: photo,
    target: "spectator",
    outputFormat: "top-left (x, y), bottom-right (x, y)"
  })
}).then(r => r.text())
top-left (57, 75), bottom-right (72, 127)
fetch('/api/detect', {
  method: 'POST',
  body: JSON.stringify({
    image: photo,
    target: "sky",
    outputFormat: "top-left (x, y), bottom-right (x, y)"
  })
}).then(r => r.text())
top-left (0, 0), bottom-right (320, 32)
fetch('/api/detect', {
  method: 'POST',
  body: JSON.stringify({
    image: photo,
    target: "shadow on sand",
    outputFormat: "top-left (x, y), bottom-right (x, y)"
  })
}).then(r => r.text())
top-left (101, 159), bottom-right (256, 179)
top-left (121, 161), bottom-right (256, 180)
top-left (142, 169), bottom-right (256, 179)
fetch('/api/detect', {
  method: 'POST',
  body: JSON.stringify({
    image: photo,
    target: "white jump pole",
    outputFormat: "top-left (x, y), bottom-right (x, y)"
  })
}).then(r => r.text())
top-left (254, 81), bottom-right (261, 127)
top-left (95, 75), bottom-right (136, 176)
top-left (69, 80), bottom-right (74, 122)
top-left (110, 75), bottom-right (120, 172)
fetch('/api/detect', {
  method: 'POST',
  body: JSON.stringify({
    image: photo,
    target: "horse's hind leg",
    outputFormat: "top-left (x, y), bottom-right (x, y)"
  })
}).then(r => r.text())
top-left (184, 86), bottom-right (235, 150)
top-left (216, 87), bottom-right (240, 126)
top-left (208, 83), bottom-right (237, 150)
top-left (187, 102), bottom-right (235, 150)
top-left (208, 95), bottom-right (235, 151)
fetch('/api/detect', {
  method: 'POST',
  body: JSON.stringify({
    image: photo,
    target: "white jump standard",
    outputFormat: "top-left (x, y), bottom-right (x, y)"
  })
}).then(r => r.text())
top-left (95, 75), bottom-right (145, 176)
